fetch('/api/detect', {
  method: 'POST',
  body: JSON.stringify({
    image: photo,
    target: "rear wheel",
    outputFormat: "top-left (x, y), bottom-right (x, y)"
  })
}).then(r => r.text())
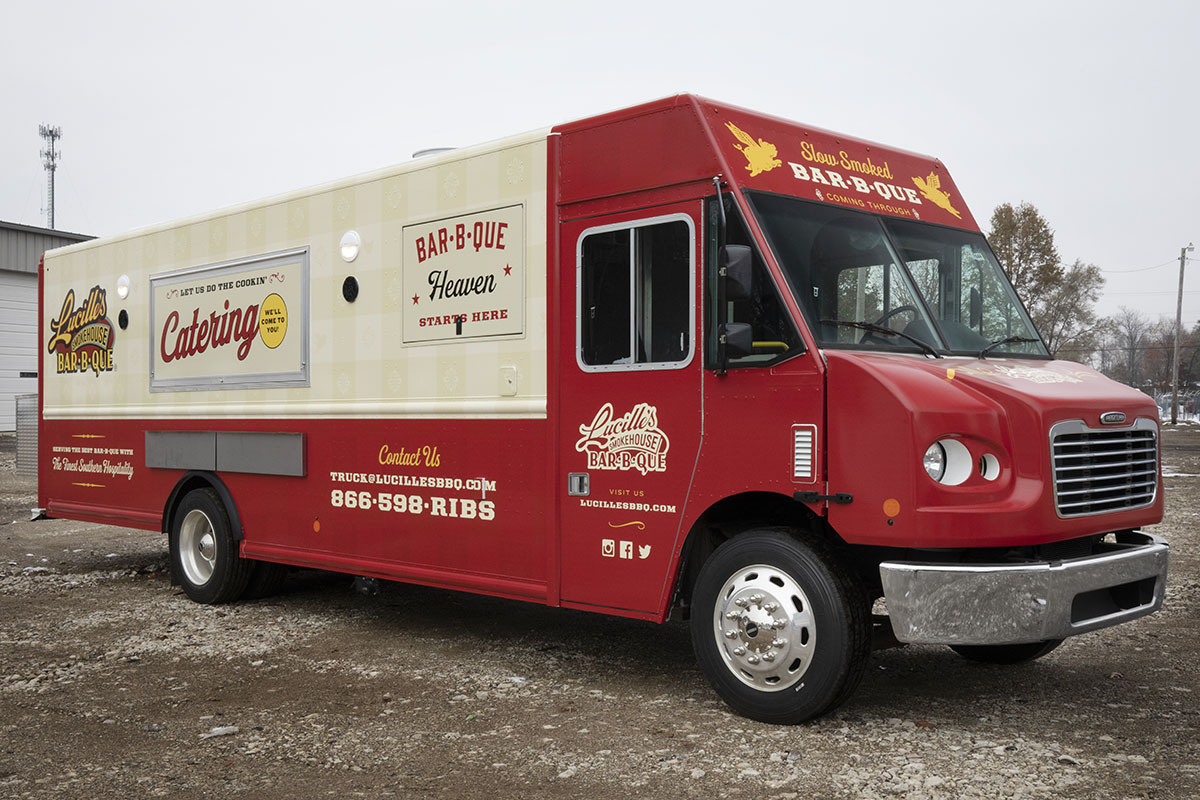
top-left (242, 561), bottom-right (289, 600)
top-left (950, 640), bottom-right (1062, 665)
top-left (690, 529), bottom-right (871, 724)
top-left (170, 487), bottom-right (252, 604)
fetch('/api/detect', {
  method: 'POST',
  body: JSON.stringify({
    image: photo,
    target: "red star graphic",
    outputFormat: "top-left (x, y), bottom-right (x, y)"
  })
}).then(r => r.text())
top-left (503, 264), bottom-right (512, 276)
top-left (411, 294), bottom-right (419, 304)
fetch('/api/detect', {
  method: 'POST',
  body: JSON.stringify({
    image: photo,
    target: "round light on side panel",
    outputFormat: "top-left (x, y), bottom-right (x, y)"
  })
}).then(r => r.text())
top-left (939, 438), bottom-right (973, 486)
top-left (979, 453), bottom-right (1001, 481)
top-left (340, 230), bottom-right (361, 262)
top-left (923, 438), bottom-right (973, 486)
top-left (116, 274), bottom-right (131, 299)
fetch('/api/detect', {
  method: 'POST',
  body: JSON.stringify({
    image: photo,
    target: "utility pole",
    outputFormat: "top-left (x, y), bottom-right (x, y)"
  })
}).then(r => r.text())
top-left (39, 124), bottom-right (62, 229)
top-left (1172, 242), bottom-right (1195, 424)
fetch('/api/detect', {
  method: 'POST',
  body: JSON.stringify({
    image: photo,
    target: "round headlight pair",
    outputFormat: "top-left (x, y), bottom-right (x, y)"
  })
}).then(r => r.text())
top-left (923, 438), bottom-right (997, 485)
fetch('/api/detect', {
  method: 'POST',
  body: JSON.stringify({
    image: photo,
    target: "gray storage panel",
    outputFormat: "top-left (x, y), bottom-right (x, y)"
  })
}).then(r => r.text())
top-left (216, 431), bottom-right (305, 477)
top-left (145, 431), bottom-right (217, 470)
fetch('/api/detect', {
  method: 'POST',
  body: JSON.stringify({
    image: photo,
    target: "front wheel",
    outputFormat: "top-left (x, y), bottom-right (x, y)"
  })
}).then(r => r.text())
top-left (950, 640), bottom-right (1062, 665)
top-left (690, 530), bottom-right (871, 724)
top-left (170, 487), bottom-right (252, 604)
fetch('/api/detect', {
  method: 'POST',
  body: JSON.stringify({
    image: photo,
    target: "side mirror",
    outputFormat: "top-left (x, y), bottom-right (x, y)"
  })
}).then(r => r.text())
top-left (720, 245), bottom-right (753, 301)
top-left (721, 322), bottom-right (753, 358)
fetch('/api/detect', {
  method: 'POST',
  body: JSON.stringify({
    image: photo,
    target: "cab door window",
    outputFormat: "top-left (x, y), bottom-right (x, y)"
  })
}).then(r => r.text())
top-left (577, 215), bottom-right (695, 371)
top-left (705, 197), bottom-right (803, 368)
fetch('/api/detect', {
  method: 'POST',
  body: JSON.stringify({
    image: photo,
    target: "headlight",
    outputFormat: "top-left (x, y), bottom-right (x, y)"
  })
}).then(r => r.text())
top-left (923, 438), bottom-right (973, 485)
top-left (923, 442), bottom-right (946, 481)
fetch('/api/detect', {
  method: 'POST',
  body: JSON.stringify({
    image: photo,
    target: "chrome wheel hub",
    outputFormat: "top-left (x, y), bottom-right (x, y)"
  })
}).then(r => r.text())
top-left (713, 564), bottom-right (815, 691)
top-left (179, 509), bottom-right (217, 586)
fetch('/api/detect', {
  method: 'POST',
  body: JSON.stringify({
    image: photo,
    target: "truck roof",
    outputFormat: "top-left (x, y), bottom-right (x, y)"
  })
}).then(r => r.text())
top-left (44, 127), bottom-right (552, 260)
top-left (554, 93), bottom-right (978, 231)
top-left (49, 94), bottom-right (976, 262)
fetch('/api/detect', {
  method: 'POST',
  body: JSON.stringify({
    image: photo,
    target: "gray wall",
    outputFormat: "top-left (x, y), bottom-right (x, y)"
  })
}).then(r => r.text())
top-left (0, 221), bottom-right (93, 431)
top-left (0, 271), bottom-right (38, 431)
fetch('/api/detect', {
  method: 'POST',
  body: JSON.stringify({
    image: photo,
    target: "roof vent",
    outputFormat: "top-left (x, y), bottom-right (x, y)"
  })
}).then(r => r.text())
top-left (412, 147), bottom-right (456, 159)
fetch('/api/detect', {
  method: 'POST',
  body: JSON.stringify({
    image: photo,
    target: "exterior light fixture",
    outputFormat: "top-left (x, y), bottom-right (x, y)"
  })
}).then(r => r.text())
top-left (116, 274), bottom-right (131, 299)
top-left (340, 230), bottom-right (361, 262)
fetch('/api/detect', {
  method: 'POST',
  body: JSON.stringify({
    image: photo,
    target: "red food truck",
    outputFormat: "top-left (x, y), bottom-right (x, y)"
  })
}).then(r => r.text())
top-left (38, 95), bottom-right (1168, 723)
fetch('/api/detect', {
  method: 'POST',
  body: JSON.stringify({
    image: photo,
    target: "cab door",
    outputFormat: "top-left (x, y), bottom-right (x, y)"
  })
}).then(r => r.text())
top-left (557, 202), bottom-right (703, 614)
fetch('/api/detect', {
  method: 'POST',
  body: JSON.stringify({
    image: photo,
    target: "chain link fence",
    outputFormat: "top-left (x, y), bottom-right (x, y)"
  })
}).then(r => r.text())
top-left (15, 394), bottom-right (37, 477)
top-left (1155, 392), bottom-right (1200, 421)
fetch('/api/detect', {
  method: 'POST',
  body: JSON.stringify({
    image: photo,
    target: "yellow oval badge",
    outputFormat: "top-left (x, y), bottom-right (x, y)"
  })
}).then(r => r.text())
top-left (258, 293), bottom-right (288, 349)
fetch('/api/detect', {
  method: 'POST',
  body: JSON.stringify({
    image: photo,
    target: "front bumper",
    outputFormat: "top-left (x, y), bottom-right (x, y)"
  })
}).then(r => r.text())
top-left (879, 532), bottom-right (1169, 645)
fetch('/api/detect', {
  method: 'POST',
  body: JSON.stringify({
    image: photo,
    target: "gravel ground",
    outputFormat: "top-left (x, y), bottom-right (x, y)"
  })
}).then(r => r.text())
top-left (1, 428), bottom-right (1197, 799)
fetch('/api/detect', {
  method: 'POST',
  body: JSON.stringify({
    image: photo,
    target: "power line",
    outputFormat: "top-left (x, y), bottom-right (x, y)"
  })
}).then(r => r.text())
top-left (1099, 289), bottom-right (1200, 296)
top-left (1057, 346), bottom-right (1199, 354)
top-left (1100, 257), bottom-right (1180, 274)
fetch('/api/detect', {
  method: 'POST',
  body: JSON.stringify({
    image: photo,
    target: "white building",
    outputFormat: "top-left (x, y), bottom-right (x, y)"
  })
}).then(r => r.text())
top-left (1, 220), bottom-right (93, 431)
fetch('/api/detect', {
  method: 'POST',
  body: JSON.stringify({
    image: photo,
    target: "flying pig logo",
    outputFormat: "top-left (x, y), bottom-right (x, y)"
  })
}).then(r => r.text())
top-left (911, 172), bottom-right (962, 219)
top-left (575, 402), bottom-right (670, 476)
top-left (727, 122), bottom-right (782, 177)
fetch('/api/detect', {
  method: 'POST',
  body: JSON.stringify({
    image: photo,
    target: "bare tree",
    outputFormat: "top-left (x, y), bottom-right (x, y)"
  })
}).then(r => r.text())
top-left (1034, 259), bottom-right (1105, 359)
top-left (1106, 306), bottom-right (1152, 388)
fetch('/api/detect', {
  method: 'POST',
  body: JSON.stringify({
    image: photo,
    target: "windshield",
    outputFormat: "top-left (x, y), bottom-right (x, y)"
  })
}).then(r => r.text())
top-left (746, 192), bottom-right (1049, 358)
top-left (881, 218), bottom-right (1048, 357)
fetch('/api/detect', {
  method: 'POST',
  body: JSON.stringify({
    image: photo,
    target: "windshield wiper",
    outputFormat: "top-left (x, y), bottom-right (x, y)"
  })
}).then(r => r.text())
top-left (979, 336), bottom-right (1040, 359)
top-left (822, 320), bottom-right (942, 359)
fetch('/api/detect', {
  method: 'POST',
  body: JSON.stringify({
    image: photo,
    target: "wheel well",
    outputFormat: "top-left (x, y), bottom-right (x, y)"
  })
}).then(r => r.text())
top-left (163, 471), bottom-right (244, 541)
top-left (670, 493), bottom-right (844, 618)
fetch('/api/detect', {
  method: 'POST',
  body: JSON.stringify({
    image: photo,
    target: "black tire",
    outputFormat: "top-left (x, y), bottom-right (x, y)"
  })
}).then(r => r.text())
top-left (690, 529), bottom-right (871, 724)
top-left (950, 639), bottom-right (1063, 665)
top-left (169, 487), bottom-right (252, 604)
top-left (242, 561), bottom-right (289, 600)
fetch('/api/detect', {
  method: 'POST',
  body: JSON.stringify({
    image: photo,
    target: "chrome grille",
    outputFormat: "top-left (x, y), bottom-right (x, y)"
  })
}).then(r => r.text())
top-left (1051, 419), bottom-right (1158, 517)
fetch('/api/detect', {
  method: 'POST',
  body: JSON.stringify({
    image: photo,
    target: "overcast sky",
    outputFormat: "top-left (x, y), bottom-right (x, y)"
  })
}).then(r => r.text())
top-left (3, 0), bottom-right (1197, 326)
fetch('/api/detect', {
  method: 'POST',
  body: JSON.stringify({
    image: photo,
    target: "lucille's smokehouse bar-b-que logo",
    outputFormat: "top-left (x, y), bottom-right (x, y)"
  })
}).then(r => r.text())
top-left (47, 285), bottom-right (115, 375)
top-left (576, 403), bottom-right (671, 476)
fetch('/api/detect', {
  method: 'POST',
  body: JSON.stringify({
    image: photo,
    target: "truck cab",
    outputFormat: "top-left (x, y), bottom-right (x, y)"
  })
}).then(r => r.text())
top-left (552, 97), bottom-right (1166, 723)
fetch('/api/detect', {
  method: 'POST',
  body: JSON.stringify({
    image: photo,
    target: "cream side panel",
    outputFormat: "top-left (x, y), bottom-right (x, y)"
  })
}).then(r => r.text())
top-left (43, 136), bottom-right (550, 420)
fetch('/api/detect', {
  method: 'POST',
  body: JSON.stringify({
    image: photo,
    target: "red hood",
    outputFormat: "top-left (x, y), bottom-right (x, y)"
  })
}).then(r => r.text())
top-left (891, 356), bottom-right (1157, 425)
top-left (823, 351), bottom-right (1162, 549)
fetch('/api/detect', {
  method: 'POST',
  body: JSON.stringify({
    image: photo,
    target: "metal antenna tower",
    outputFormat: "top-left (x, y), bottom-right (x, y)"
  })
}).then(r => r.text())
top-left (39, 124), bottom-right (62, 229)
